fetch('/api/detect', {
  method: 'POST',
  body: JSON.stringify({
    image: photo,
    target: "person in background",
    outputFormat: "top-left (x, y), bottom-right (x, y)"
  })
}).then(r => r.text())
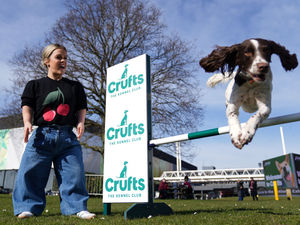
top-left (158, 178), bottom-right (169, 199)
top-left (12, 44), bottom-right (95, 220)
top-left (237, 180), bottom-right (244, 201)
top-left (183, 175), bottom-right (193, 199)
top-left (249, 177), bottom-right (258, 201)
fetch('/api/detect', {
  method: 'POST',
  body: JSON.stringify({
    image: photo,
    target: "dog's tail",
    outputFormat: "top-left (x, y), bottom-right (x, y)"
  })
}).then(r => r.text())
top-left (206, 72), bottom-right (235, 87)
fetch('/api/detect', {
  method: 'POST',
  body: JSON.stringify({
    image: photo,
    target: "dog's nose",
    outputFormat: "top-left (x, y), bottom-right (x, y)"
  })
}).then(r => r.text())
top-left (257, 63), bottom-right (269, 72)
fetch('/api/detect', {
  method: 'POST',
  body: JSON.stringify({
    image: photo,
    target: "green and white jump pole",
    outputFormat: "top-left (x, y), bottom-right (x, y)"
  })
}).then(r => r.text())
top-left (150, 113), bottom-right (300, 146)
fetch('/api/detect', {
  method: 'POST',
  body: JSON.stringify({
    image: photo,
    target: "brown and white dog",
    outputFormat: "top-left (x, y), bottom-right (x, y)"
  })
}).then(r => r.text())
top-left (275, 154), bottom-right (295, 188)
top-left (199, 38), bottom-right (298, 149)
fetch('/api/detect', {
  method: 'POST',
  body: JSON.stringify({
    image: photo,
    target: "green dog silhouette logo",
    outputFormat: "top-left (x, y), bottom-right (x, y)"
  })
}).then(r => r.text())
top-left (120, 110), bottom-right (128, 126)
top-left (121, 64), bottom-right (128, 79)
top-left (119, 161), bottom-right (128, 178)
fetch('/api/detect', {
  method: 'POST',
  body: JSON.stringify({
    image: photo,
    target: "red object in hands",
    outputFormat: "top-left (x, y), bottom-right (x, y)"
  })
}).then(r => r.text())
top-left (57, 104), bottom-right (70, 116)
top-left (43, 107), bottom-right (56, 121)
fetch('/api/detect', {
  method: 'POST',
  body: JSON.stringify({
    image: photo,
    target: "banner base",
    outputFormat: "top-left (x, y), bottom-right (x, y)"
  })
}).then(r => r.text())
top-left (124, 202), bottom-right (173, 219)
top-left (103, 203), bottom-right (111, 216)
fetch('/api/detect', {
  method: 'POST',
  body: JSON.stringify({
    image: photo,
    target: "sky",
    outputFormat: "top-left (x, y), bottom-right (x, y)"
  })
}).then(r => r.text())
top-left (1, 0), bottom-right (300, 170)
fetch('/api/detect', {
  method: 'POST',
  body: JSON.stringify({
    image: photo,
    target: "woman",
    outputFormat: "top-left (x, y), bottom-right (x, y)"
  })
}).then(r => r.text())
top-left (12, 44), bottom-right (95, 219)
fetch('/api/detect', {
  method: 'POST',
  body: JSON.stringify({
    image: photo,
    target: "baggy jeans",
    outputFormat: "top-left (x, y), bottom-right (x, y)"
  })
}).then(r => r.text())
top-left (12, 125), bottom-right (89, 216)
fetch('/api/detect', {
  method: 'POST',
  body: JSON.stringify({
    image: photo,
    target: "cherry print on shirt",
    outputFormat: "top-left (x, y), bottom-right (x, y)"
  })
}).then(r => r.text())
top-left (42, 87), bottom-right (70, 122)
top-left (57, 103), bottom-right (70, 116)
top-left (43, 107), bottom-right (56, 121)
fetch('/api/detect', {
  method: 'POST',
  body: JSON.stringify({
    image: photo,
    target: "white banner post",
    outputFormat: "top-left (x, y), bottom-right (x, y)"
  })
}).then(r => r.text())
top-left (102, 54), bottom-right (172, 219)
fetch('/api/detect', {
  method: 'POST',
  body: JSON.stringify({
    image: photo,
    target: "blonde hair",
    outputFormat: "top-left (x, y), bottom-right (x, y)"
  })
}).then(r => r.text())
top-left (42, 44), bottom-right (67, 68)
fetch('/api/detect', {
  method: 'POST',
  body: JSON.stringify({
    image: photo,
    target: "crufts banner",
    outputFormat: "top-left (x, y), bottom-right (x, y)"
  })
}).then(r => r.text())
top-left (103, 54), bottom-right (151, 203)
top-left (263, 153), bottom-right (299, 189)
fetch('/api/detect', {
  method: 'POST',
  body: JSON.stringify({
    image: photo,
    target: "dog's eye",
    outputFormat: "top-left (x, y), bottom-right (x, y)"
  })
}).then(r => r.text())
top-left (244, 52), bottom-right (253, 57)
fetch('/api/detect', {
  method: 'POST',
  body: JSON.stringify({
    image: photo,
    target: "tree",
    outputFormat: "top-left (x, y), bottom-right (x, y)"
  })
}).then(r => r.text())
top-left (4, 0), bottom-right (203, 157)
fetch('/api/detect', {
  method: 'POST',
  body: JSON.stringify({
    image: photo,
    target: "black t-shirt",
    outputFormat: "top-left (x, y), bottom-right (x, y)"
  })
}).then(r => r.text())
top-left (21, 77), bottom-right (87, 127)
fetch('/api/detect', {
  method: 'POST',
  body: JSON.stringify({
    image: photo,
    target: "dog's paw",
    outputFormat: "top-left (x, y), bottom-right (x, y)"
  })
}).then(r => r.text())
top-left (240, 126), bottom-right (256, 146)
top-left (230, 130), bottom-right (243, 149)
top-left (231, 138), bottom-right (244, 149)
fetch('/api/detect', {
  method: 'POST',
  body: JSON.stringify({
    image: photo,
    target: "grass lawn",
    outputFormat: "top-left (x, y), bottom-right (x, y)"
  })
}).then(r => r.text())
top-left (0, 194), bottom-right (300, 225)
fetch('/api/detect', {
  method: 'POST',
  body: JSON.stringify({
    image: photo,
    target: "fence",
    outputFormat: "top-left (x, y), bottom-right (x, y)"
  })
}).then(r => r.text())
top-left (47, 173), bottom-right (104, 196)
top-left (0, 172), bottom-right (105, 196)
top-left (85, 174), bottom-right (103, 196)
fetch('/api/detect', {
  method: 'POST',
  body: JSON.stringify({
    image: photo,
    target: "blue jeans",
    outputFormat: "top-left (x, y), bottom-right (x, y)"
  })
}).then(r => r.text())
top-left (13, 125), bottom-right (89, 216)
top-left (238, 189), bottom-right (244, 201)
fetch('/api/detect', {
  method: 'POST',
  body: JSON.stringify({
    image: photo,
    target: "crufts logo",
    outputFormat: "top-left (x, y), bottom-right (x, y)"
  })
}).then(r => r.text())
top-left (105, 161), bottom-right (145, 192)
top-left (108, 64), bottom-right (144, 94)
top-left (106, 110), bottom-right (144, 140)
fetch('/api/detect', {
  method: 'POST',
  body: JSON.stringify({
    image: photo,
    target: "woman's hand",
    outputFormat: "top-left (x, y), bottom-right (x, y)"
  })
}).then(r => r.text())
top-left (23, 121), bottom-right (33, 143)
top-left (22, 106), bottom-right (33, 143)
top-left (76, 109), bottom-right (86, 140)
top-left (76, 122), bottom-right (85, 140)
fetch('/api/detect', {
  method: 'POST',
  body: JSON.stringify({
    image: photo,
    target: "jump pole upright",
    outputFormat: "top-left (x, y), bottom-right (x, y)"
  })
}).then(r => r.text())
top-left (150, 113), bottom-right (300, 146)
top-left (102, 54), bottom-right (172, 219)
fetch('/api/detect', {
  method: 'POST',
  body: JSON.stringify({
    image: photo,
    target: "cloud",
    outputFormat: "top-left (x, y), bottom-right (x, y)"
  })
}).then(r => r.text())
top-left (152, 0), bottom-right (300, 51)
top-left (0, 0), bottom-right (67, 60)
top-left (0, 0), bottom-right (67, 98)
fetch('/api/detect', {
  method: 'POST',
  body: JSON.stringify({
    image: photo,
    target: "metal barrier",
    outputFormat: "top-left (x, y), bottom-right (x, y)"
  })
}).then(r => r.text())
top-left (85, 174), bottom-right (103, 196)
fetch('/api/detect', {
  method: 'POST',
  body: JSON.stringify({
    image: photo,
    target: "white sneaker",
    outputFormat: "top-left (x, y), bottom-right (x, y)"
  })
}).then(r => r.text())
top-left (17, 211), bottom-right (33, 219)
top-left (76, 210), bottom-right (96, 219)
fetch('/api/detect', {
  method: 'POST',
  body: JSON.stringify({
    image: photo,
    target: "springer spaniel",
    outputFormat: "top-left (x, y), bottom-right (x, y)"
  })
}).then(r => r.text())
top-left (199, 38), bottom-right (298, 149)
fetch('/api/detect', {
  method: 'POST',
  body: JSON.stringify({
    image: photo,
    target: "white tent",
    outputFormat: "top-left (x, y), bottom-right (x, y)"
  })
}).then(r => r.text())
top-left (0, 128), bottom-right (25, 170)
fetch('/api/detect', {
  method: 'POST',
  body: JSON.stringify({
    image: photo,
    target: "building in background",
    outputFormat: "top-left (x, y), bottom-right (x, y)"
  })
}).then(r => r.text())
top-left (153, 148), bottom-right (197, 177)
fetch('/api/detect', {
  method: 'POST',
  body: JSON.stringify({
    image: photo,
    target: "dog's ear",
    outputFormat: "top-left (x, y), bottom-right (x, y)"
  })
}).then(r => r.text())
top-left (285, 154), bottom-right (290, 164)
top-left (269, 40), bottom-right (298, 71)
top-left (199, 44), bottom-right (240, 74)
top-left (275, 161), bottom-right (281, 171)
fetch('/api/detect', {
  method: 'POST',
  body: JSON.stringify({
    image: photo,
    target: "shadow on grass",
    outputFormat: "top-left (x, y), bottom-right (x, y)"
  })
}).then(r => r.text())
top-left (256, 210), bottom-right (297, 216)
top-left (175, 207), bottom-right (298, 216)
